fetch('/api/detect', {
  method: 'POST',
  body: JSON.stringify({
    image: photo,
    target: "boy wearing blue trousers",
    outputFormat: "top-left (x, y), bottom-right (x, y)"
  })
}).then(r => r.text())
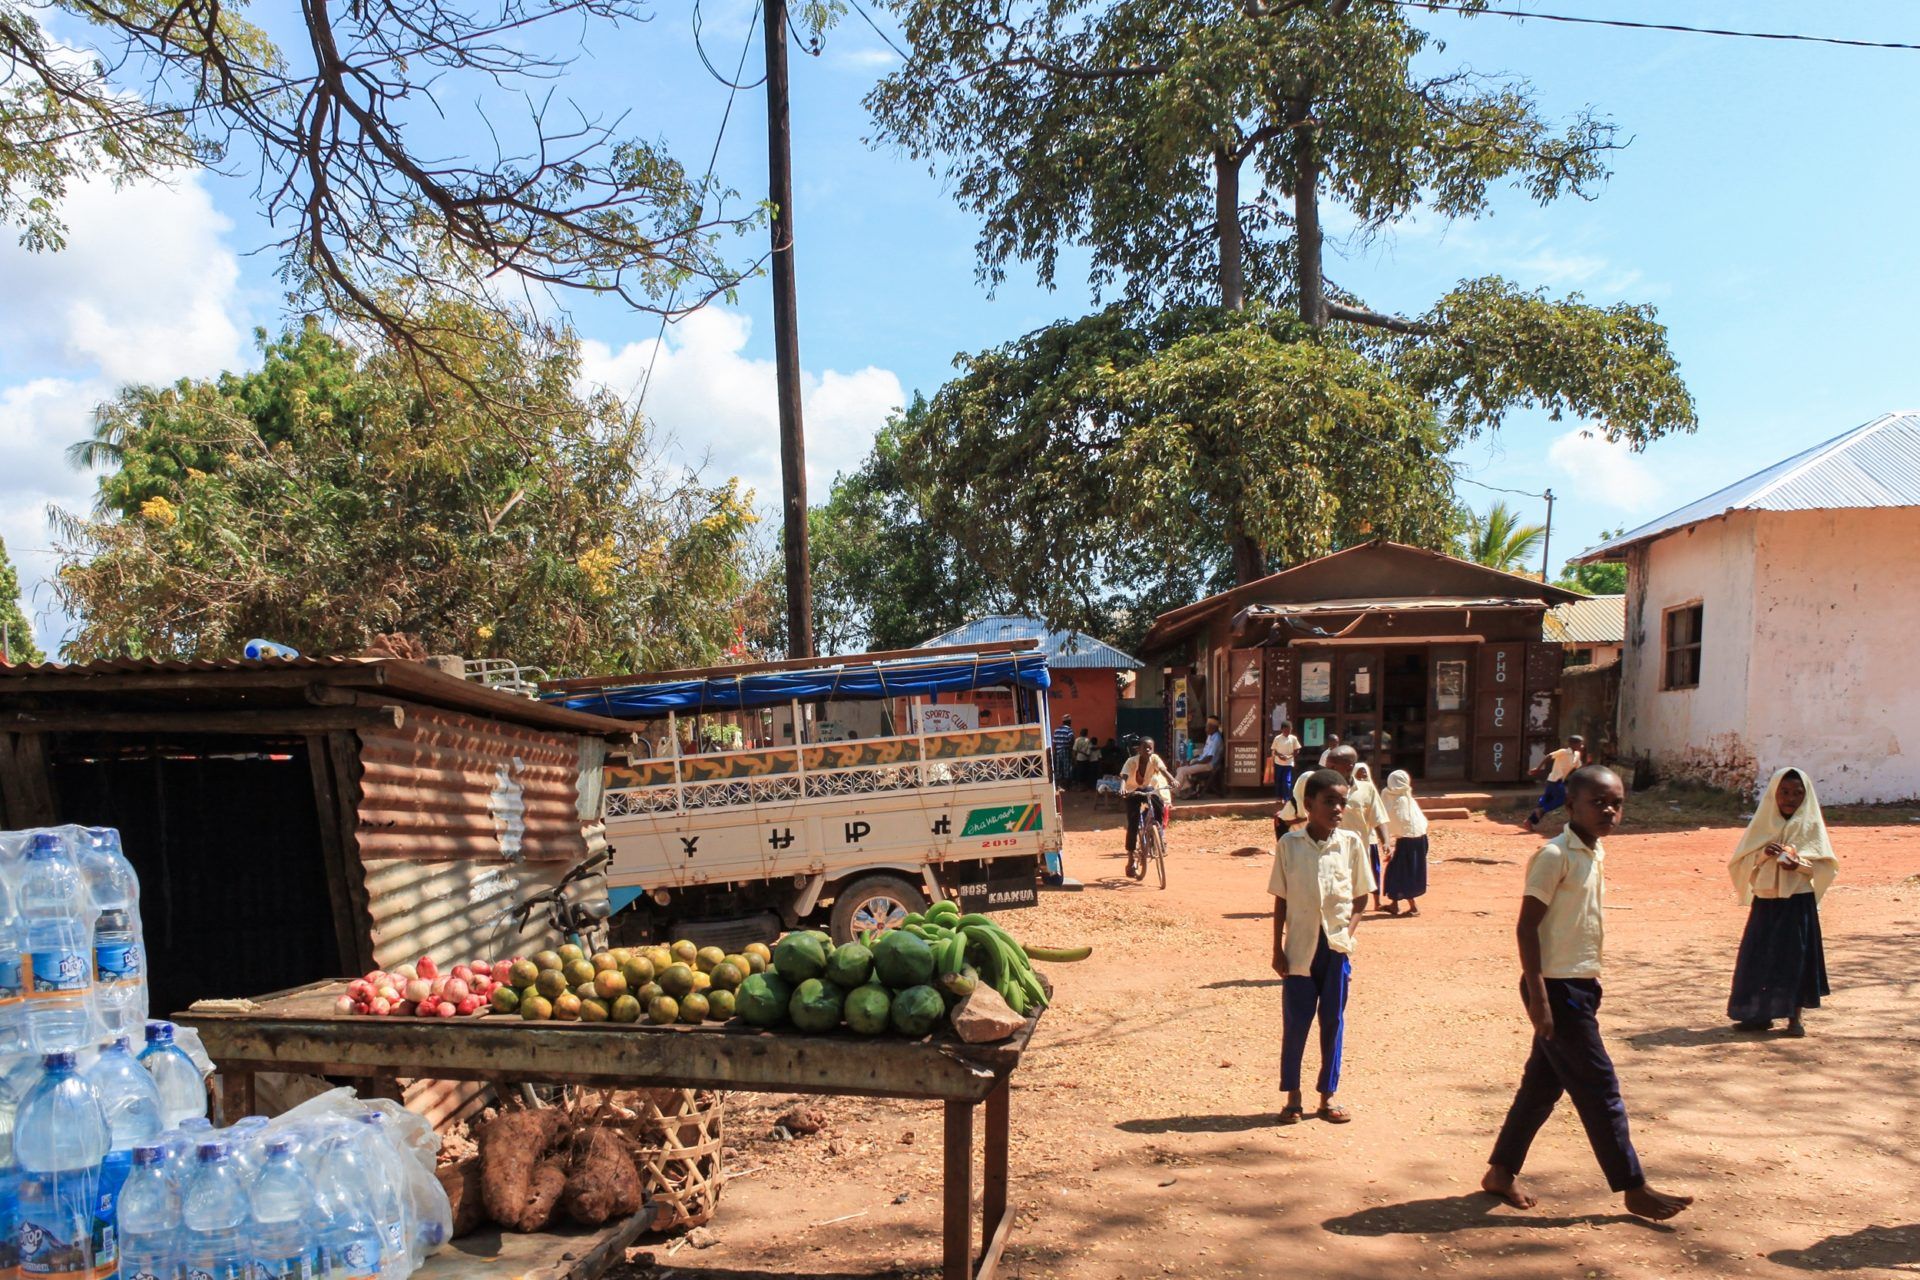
top-left (1483, 765), bottom-right (1694, 1220)
top-left (1269, 768), bottom-right (1375, 1125)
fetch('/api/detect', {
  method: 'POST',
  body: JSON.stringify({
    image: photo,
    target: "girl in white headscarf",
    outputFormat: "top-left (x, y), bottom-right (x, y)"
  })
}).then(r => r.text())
top-left (1379, 770), bottom-right (1430, 916)
top-left (1727, 768), bottom-right (1837, 1036)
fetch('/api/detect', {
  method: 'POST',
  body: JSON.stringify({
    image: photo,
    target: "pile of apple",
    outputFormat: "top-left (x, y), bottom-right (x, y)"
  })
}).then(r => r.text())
top-left (335, 955), bottom-right (503, 1018)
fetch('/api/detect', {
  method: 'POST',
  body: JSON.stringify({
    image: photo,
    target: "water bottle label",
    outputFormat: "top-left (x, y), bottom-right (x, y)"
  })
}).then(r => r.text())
top-left (17, 1170), bottom-right (101, 1280)
top-left (326, 1238), bottom-right (380, 1280)
top-left (185, 1263), bottom-right (247, 1280)
top-left (23, 950), bottom-right (92, 1000)
top-left (0, 953), bottom-right (22, 1005)
top-left (255, 1253), bottom-right (314, 1280)
top-left (95, 942), bottom-right (144, 989)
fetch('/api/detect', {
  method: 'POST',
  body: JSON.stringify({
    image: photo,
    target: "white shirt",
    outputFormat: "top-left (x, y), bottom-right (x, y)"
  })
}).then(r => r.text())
top-left (1546, 747), bottom-right (1581, 783)
top-left (1270, 733), bottom-right (1301, 765)
top-left (1120, 753), bottom-right (1173, 801)
top-left (1295, 772), bottom-right (1388, 846)
top-left (1268, 827), bottom-right (1376, 971)
top-left (1524, 827), bottom-right (1607, 980)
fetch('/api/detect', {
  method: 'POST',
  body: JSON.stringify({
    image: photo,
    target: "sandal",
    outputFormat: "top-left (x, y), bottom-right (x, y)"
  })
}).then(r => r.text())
top-left (1277, 1106), bottom-right (1305, 1126)
top-left (1786, 1022), bottom-right (1807, 1038)
top-left (1317, 1102), bottom-right (1352, 1124)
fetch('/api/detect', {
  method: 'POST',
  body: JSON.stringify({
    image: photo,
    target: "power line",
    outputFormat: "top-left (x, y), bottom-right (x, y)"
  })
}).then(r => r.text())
top-left (1453, 472), bottom-right (1549, 501)
top-left (847, 0), bottom-right (910, 61)
top-left (692, 0), bottom-right (767, 91)
top-left (627, 0), bottom-right (763, 413)
top-left (1401, 2), bottom-right (1920, 53)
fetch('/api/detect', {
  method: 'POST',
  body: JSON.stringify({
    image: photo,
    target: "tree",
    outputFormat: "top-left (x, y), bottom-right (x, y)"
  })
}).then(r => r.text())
top-left (53, 304), bottom-right (765, 672)
top-left (803, 408), bottom-right (1013, 653)
top-left (1557, 529), bottom-right (1627, 594)
top-left (1, 2), bottom-right (798, 388)
top-left (869, 0), bottom-right (1695, 581)
top-left (886, 304), bottom-right (1463, 634)
top-left (1457, 501), bottom-right (1545, 574)
top-left (0, 537), bottom-right (44, 664)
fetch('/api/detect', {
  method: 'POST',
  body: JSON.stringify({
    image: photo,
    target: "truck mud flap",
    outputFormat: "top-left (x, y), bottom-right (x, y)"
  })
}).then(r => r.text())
top-left (938, 855), bottom-right (1041, 913)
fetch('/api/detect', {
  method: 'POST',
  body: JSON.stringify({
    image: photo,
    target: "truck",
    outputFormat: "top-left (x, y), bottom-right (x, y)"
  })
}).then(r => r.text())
top-left (540, 641), bottom-right (1065, 947)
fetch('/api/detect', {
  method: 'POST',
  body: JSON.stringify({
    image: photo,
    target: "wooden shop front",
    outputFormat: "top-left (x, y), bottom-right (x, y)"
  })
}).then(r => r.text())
top-left (1140, 542), bottom-right (1583, 787)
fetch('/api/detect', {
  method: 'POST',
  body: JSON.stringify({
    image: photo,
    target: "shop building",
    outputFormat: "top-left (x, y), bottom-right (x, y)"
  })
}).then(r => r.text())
top-left (917, 616), bottom-right (1143, 743)
top-left (1138, 541), bottom-right (1582, 786)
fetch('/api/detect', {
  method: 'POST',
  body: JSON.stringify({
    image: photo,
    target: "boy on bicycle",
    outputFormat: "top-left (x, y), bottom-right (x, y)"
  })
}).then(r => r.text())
top-left (1120, 738), bottom-right (1175, 881)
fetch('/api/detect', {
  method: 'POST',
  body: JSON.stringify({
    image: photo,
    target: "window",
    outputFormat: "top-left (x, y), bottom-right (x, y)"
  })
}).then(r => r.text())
top-left (1663, 603), bottom-right (1703, 689)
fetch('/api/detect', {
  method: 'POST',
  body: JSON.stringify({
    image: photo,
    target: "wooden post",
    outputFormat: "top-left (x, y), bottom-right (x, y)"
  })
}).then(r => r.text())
top-left (943, 1100), bottom-right (974, 1280)
top-left (764, 0), bottom-right (813, 660)
top-left (982, 1079), bottom-right (1010, 1259)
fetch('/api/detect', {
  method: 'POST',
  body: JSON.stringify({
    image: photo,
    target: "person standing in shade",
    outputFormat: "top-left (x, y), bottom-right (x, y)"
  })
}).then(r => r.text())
top-left (1052, 715), bottom-right (1076, 786)
top-left (1270, 721), bottom-right (1302, 807)
top-left (1380, 770), bottom-right (1430, 916)
top-left (1727, 768), bottom-right (1837, 1036)
top-left (1482, 765), bottom-right (1693, 1221)
top-left (1270, 768), bottom-right (1374, 1125)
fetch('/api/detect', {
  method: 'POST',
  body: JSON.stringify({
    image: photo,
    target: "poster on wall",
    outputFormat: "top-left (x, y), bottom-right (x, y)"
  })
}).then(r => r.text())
top-left (1301, 661), bottom-right (1332, 704)
top-left (1171, 676), bottom-right (1190, 748)
top-left (1303, 717), bottom-right (1326, 748)
top-left (1435, 660), bottom-right (1467, 712)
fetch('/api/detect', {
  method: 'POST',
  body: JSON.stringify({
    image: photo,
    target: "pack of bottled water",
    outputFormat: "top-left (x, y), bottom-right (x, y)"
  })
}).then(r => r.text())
top-left (0, 824), bottom-right (447, 1280)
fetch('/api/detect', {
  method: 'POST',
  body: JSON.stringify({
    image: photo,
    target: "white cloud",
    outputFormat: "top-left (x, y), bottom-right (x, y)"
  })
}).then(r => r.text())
top-left (577, 307), bottom-right (905, 509)
top-left (831, 47), bottom-right (898, 70)
top-left (1547, 426), bottom-right (1666, 514)
top-left (0, 170), bottom-right (250, 656)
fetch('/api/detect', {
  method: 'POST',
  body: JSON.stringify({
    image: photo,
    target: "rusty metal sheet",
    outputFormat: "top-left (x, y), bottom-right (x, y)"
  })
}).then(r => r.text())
top-left (361, 855), bottom-right (585, 971)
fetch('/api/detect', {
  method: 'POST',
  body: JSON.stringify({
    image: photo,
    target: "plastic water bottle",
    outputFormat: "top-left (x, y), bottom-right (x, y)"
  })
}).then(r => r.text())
top-left (84, 1033), bottom-right (165, 1242)
top-left (139, 1024), bottom-right (205, 1129)
top-left (0, 860), bottom-right (28, 1058)
top-left (353, 1113), bottom-right (414, 1274)
top-left (180, 1142), bottom-right (248, 1280)
top-left (161, 1119), bottom-right (213, 1194)
top-left (19, 835), bottom-right (96, 1053)
top-left (224, 1116), bottom-right (268, 1179)
top-left (251, 1138), bottom-right (319, 1280)
top-left (14, 1051), bottom-right (110, 1280)
top-left (117, 1143), bottom-right (181, 1280)
top-left (314, 1133), bottom-right (385, 1280)
top-left (0, 1067), bottom-right (23, 1280)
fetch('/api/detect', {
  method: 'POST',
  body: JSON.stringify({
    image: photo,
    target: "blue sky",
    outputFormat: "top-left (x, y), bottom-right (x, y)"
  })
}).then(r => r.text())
top-left (5, 1), bottom-right (1919, 655)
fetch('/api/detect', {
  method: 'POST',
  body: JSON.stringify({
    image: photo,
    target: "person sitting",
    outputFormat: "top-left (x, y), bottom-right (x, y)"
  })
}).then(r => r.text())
top-left (1175, 717), bottom-right (1225, 797)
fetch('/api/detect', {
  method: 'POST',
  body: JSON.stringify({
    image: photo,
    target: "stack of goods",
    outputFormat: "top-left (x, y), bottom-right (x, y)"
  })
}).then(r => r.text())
top-left (0, 825), bottom-right (453, 1279)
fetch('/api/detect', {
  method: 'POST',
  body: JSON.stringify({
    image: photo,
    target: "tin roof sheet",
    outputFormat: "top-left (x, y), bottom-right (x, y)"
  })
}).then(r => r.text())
top-left (1543, 596), bottom-right (1626, 645)
top-left (1579, 412), bottom-right (1920, 561)
top-left (917, 616), bottom-right (1143, 669)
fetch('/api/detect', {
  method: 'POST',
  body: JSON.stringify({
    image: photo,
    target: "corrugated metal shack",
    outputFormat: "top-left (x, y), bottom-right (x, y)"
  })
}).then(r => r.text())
top-left (0, 657), bottom-right (633, 1123)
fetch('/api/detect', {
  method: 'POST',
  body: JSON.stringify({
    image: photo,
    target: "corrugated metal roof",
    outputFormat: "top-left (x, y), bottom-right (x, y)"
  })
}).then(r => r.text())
top-left (1580, 412), bottom-right (1920, 561)
top-left (1544, 596), bottom-right (1626, 645)
top-left (918, 616), bottom-right (1142, 669)
top-left (1242, 596), bottom-right (1546, 616)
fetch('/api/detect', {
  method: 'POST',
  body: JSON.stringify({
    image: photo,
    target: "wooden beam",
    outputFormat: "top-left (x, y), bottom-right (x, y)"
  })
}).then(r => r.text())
top-left (539, 638), bottom-right (1043, 694)
top-left (0, 708), bottom-right (403, 734)
top-left (322, 732), bottom-right (378, 977)
top-left (0, 666), bottom-right (384, 696)
top-left (306, 733), bottom-right (371, 979)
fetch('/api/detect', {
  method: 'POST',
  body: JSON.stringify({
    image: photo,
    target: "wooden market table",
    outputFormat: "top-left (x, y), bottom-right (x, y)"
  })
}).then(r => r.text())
top-left (178, 982), bottom-right (1039, 1280)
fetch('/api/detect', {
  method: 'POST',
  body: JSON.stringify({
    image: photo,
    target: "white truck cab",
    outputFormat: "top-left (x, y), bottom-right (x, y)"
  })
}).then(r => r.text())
top-left (541, 642), bottom-right (1065, 947)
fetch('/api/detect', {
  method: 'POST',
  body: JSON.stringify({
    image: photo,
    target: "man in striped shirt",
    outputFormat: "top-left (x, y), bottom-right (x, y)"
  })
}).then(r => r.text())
top-left (1052, 715), bottom-right (1076, 784)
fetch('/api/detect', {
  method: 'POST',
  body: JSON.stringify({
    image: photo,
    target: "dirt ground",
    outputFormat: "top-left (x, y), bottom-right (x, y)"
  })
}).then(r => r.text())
top-left (626, 794), bottom-right (1920, 1279)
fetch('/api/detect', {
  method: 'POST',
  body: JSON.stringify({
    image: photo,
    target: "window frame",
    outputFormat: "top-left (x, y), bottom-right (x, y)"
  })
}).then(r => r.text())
top-left (1661, 602), bottom-right (1704, 691)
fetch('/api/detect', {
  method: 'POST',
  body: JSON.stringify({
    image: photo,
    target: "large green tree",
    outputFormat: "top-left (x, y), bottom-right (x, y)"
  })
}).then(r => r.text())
top-left (54, 304), bottom-right (766, 672)
top-left (1457, 500), bottom-right (1546, 574)
top-left (0, 537), bottom-right (44, 664)
top-left (869, 0), bottom-right (1695, 585)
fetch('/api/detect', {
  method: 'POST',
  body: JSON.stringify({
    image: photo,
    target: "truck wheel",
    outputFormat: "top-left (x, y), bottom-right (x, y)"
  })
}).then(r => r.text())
top-left (829, 874), bottom-right (926, 944)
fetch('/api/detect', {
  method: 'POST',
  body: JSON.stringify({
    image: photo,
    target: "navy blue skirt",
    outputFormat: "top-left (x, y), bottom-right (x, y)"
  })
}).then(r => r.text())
top-left (1728, 893), bottom-right (1829, 1023)
top-left (1383, 835), bottom-right (1429, 901)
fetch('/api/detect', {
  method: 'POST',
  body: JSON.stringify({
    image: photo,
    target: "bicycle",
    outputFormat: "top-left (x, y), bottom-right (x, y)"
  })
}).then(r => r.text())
top-left (496, 847), bottom-right (614, 1108)
top-left (1125, 792), bottom-right (1169, 890)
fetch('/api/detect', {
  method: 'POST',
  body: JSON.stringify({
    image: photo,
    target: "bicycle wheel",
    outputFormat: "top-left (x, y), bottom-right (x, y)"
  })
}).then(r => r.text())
top-left (1152, 823), bottom-right (1168, 890)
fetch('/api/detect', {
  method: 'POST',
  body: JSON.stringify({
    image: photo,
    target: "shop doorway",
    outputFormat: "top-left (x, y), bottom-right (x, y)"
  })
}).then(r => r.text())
top-left (1382, 649), bottom-right (1429, 779)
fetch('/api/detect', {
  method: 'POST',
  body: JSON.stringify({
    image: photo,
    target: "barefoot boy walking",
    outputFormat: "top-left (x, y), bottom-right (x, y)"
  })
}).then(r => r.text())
top-left (1483, 765), bottom-right (1693, 1220)
top-left (1270, 769), bottom-right (1376, 1125)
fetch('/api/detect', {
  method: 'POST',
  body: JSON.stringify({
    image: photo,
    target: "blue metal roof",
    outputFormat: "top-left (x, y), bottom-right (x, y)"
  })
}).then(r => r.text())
top-left (919, 616), bottom-right (1143, 670)
top-left (1580, 412), bottom-right (1920, 561)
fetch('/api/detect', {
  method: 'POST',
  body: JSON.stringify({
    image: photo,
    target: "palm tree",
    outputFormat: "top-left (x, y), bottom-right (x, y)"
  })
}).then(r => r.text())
top-left (1458, 501), bottom-right (1547, 574)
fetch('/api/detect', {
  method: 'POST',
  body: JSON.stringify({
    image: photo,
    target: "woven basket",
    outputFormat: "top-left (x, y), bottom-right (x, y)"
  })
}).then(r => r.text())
top-left (627, 1088), bottom-right (726, 1230)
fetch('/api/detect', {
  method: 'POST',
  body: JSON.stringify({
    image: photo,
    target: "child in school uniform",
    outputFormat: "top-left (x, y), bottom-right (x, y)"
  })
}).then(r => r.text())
top-left (1380, 770), bottom-right (1430, 916)
top-left (1727, 767), bottom-right (1837, 1036)
top-left (1269, 768), bottom-right (1375, 1125)
top-left (1483, 765), bottom-right (1693, 1221)
top-left (1292, 746), bottom-right (1390, 909)
top-left (1524, 734), bottom-right (1588, 829)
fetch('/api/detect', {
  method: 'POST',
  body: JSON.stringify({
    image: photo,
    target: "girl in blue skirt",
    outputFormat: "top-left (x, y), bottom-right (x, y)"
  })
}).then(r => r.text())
top-left (1381, 770), bottom-right (1430, 916)
top-left (1727, 768), bottom-right (1837, 1036)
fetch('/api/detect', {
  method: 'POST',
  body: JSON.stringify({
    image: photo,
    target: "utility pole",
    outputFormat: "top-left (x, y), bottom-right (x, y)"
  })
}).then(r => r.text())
top-left (1540, 488), bottom-right (1556, 583)
top-left (764, 0), bottom-right (813, 659)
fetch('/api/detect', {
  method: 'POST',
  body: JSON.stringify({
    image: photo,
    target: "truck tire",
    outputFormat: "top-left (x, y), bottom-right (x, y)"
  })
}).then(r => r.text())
top-left (829, 874), bottom-right (926, 944)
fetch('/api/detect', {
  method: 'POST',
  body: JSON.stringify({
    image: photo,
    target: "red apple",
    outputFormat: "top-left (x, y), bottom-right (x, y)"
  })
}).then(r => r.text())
top-left (443, 978), bottom-right (470, 1002)
top-left (334, 995), bottom-right (357, 1015)
top-left (435, 1001), bottom-right (457, 1018)
top-left (369, 996), bottom-right (392, 1017)
top-left (454, 995), bottom-right (482, 1016)
top-left (417, 955), bottom-right (440, 981)
top-left (470, 960), bottom-right (493, 977)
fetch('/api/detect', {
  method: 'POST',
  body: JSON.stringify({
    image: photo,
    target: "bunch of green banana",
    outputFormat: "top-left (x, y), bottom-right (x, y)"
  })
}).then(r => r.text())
top-left (897, 900), bottom-right (1091, 1017)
